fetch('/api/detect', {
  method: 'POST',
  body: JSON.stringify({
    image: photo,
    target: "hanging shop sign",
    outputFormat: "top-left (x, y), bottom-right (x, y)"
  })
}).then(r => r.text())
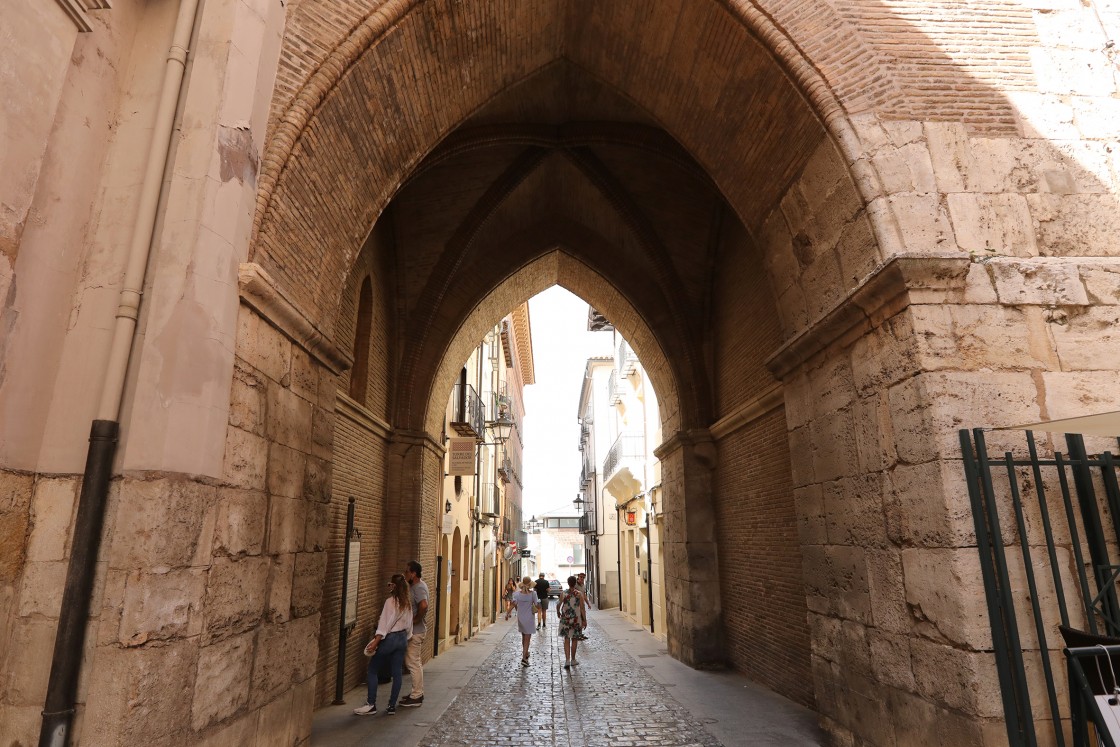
top-left (520, 549), bottom-right (531, 558)
top-left (448, 438), bottom-right (476, 475)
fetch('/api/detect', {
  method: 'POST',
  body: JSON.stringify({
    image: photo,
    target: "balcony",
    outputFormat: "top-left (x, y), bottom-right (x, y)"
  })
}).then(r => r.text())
top-left (579, 509), bottom-right (597, 535)
top-left (603, 433), bottom-right (644, 482)
top-left (608, 369), bottom-right (623, 405)
top-left (480, 482), bottom-right (501, 517)
top-left (498, 447), bottom-right (522, 487)
top-left (486, 387), bottom-right (522, 442)
top-left (450, 383), bottom-right (486, 439)
top-left (616, 338), bottom-right (638, 376)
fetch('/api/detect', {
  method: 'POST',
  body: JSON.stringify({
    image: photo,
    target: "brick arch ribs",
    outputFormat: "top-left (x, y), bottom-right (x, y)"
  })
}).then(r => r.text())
top-left (249, 0), bottom-right (893, 339)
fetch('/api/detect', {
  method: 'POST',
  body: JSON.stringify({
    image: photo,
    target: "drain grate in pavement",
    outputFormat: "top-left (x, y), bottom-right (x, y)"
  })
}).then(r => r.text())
top-left (629, 628), bottom-right (646, 632)
top-left (637, 654), bottom-right (658, 658)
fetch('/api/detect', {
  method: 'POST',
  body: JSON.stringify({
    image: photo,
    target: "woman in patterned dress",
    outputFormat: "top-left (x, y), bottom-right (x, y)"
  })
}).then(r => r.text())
top-left (510, 576), bottom-right (540, 666)
top-left (556, 575), bottom-right (587, 669)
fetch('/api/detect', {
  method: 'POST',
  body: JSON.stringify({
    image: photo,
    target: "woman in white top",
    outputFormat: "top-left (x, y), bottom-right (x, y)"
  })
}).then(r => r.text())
top-left (354, 574), bottom-right (412, 716)
top-left (510, 576), bottom-right (540, 667)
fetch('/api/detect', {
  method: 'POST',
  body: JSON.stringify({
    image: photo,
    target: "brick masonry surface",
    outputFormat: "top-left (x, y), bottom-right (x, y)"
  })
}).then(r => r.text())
top-left (417, 618), bottom-right (723, 747)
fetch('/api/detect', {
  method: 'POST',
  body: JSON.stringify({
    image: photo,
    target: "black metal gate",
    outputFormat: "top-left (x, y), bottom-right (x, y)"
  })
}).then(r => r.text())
top-left (961, 428), bottom-right (1120, 747)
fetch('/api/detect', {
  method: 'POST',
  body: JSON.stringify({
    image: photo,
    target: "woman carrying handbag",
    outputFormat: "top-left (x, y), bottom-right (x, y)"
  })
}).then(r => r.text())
top-left (354, 574), bottom-right (413, 716)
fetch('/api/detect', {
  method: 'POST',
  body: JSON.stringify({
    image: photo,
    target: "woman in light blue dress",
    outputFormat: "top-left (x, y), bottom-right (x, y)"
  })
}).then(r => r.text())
top-left (510, 576), bottom-right (540, 667)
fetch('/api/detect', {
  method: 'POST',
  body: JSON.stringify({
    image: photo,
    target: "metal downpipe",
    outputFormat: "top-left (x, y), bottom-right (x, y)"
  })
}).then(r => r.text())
top-left (38, 0), bottom-right (200, 742)
top-left (37, 420), bottom-right (118, 747)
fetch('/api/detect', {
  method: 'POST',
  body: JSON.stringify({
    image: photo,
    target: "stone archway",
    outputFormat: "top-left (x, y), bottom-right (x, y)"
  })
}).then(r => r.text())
top-left (238, 2), bottom-right (927, 743)
top-left (6, 1), bottom-right (1120, 746)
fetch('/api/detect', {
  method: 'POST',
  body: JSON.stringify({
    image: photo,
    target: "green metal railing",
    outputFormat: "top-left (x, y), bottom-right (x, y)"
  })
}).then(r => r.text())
top-left (962, 428), bottom-right (1120, 747)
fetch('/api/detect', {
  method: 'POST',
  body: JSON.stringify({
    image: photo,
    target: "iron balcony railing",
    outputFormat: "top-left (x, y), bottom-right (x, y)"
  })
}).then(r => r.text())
top-left (616, 338), bottom-right (637, 375)
top-left (480, 482), bottom-right (500, 517)
top-left (608, 369), bottom-right (622, 405)
top-left (450, 383), bottom-right (486, 439)
top-left (497, 447), bottom-right (522, 488)
top-left (579, 507), bottom-right (597, 534)
top-left (603, 433), bottom-right (644, 481)
top-left (486, 386), bottom-right (521, 441)
top-left (581, 448), bottom-right (593, 482)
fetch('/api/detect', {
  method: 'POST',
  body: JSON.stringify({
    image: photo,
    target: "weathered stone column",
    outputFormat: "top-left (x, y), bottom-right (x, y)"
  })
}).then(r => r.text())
top-left (655, 429), bottom-right (723, 667)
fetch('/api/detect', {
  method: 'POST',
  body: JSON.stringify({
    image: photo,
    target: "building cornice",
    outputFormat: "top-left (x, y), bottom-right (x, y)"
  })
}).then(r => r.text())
top-left (238, 262), bottom-right (353, 375)
top-left (709, 383), bottom-right (784, 440)
top-left (390, 428), bottom-right (446, 456)
top-left (765, 253), bottom-right (971, 379)
top-left (55, 0), bottom-right (110, 32)
top-left (510, 303), bottom-right (535, 385)
top-left (336, 393), bottom-right (392, 438)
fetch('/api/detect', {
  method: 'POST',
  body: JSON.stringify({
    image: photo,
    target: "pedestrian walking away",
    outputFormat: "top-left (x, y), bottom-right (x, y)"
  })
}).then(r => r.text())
top-left (502, 578), bottom-right (516, 621)
top-left (557, 575), bottom-right (588, 669)
top-left (511, 576), bottom-right (540, 666)
top-left (400, 560), bottom-right (429, 708)
top-left (354, 574), bottom-right (412, 716)
top-left (574, 572), bottom-right (589, 640)
top-left (533, 573), bottom-right (550, 629)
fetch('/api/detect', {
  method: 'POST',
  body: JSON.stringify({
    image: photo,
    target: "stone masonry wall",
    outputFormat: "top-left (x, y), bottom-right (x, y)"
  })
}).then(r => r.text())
top-left (68, 303), bottom-right (337, 745)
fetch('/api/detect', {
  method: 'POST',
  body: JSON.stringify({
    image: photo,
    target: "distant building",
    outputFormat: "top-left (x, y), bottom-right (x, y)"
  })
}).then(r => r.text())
top-left (436, 307), bottom-right (533, 648)
top-left (578, 311), bottom-right (665, 635)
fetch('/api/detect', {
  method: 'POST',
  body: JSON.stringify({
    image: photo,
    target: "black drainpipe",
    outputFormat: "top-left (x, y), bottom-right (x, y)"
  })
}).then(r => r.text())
top-left (645, 510), bottom-right (655, 635)
top-left (616, 507), bottom-right (622, 612)
top-left (38, 420), bottom-right (119, 747)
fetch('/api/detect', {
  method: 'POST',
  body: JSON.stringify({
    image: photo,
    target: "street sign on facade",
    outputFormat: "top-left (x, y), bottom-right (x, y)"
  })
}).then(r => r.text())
top-left (448, 438), bottom-right (475, 475)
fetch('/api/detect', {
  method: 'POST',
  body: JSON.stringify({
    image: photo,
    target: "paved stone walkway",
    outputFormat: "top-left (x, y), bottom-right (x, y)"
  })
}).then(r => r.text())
top-left (418, 617), bottom-right (721, 747)
top-left (312, 610), bottom-right (824, 747)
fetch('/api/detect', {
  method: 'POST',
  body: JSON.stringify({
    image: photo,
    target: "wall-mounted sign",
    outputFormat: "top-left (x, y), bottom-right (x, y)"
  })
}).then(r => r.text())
top-left (344, 539), bottom-right (361, 627)
top-left (441, 513), bottom-right (455, 534)
top-left (448, 438), bottom-right (476, 475)
top-left (625, 510), bottom-right (637, 526)
top-left (520, 549), bottom-right (531, 558)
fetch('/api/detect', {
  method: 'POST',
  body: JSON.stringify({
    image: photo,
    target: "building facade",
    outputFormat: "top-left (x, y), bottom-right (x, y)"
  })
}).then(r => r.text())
top-left (436, 308), bottom-right (533, 651)
top-left (2, 2), bottom-right (1119, 745)
top-left (579, 327), bottom-right (667, 635)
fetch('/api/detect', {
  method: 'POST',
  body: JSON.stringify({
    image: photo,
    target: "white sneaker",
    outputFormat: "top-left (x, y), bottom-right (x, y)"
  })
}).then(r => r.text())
top-left (353, 703), bottom-right (377, 716)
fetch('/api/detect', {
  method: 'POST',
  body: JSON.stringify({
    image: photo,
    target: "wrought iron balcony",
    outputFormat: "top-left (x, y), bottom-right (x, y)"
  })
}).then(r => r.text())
top-left (579, 508), bottom-right (597, 535)
top-left (608, 369), bottom-right (622, 405)
top-left (480, 482), bottom-right (501, 517)
top-left (617, 338), bottom-right (637, 375)
top-left (486, 386), bottom-right (521, 441)
top-left (450, 382), bottom-right (486, 439)
top-left (603, 433), bottom-right (644, 482)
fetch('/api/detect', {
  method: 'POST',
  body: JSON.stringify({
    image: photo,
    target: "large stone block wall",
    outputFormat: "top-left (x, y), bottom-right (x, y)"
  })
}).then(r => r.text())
top-left (60, 302), bottom-right (337, 746)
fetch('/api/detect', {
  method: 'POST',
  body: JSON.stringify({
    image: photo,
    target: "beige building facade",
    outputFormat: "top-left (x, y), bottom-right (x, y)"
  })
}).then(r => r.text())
top-left (2, 1), bottom-right (1120, 745)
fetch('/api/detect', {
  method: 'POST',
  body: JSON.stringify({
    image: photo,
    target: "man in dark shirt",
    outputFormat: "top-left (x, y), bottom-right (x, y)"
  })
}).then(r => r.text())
top-left (533, 573), bottom-right (551, 630)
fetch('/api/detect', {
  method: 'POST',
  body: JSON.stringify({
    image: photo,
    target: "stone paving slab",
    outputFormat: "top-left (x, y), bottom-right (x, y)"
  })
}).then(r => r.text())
top-left (311, 610), bottom-right (824, 747)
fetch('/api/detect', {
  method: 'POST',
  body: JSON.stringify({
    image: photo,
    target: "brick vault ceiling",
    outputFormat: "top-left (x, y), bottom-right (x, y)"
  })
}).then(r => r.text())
top-left (392, 61), bottom-right (738, 331)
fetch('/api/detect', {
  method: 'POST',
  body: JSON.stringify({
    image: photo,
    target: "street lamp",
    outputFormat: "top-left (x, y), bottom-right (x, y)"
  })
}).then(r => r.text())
top-left (486, 413), bottom-right (514, 446)
top-left (445, 499), bottom-right (452, 514)
top-left (573, 493), bottom-right (585, 510)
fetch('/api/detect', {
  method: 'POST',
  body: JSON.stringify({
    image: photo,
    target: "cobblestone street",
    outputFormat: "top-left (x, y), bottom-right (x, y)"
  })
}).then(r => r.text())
top-left (312, 611), bottom-right (823, 747)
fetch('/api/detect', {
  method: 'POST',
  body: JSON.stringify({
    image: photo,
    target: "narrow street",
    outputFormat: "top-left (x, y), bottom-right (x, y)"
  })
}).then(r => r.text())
top-left (312, 611), bottom-right (823, 747)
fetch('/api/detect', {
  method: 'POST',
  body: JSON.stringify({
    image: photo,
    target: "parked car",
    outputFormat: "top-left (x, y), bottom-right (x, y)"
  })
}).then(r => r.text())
top-left (548, 579), bottom-right (563, 598)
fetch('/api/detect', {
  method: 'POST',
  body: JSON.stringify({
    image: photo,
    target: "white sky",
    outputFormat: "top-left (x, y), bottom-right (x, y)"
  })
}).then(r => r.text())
top-left (522, 286), bottom-right (614, 518)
